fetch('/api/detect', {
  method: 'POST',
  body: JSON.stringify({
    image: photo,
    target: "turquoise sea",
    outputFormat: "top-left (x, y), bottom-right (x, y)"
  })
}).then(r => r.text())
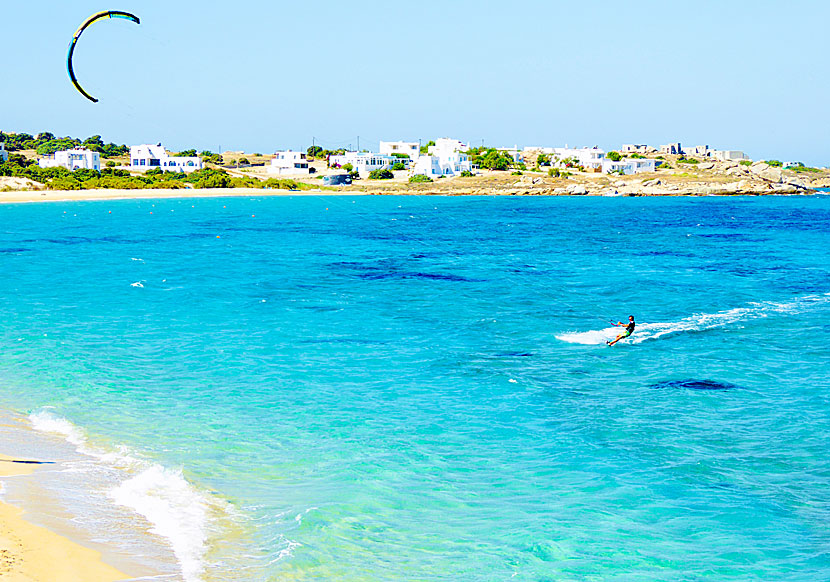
top-left (0, 194), bottom-right (828, 581)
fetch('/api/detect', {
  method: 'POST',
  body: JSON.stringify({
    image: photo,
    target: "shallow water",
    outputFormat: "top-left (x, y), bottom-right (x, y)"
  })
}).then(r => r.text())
top-left (0, 195), bottom-right (828, 580)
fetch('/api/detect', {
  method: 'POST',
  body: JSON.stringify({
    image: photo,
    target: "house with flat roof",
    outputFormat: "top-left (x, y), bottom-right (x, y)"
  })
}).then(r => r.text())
top-left (380, 141), bottom-right (419, 160)
top-left (329, 151), bottom-right (407, 177)
top-left (269, 151), bottom-right (310, 176)
top-left (411, 138), bottom-right (472, 178)
top-left (621, 144), bottom-right (655, 154)
top-left (660, 142), bottom-right (682, 155)
top-left (603, 158), bottom-right (656, 175)
top-left (38, 148), bottom-right (100, 171)
top-left (549, 147), bottom-right (606, 171)
top-left (711, 150), bottom-right (749, 162)
top-left (130, 144), bottom-right (203, 173)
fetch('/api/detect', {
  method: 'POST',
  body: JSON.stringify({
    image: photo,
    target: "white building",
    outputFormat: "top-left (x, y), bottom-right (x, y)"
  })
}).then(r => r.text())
top-left (427, 138), bottom-right (467, 156)
top-left (411, 138), bottom-right (472, 178)
top-left (711, 150), bottom-right (749, 162)
top-left (130, 144), bottom-right (203, 173)
top-left (602, 158), bottom-right (656, 175)
top-left (379, 141), bottom-right (420, 160)
top-left (329, 152), bottom-right (407, 177)
top-left (548, 147), bottom-right (606, 171)
top-left (621, 144), bottom-right (655, 154)
top-left (268, 150), bottom-right (310, 176)
top-left (660, 142), bottom-right (682, 155)
top-left (684, 145), bottom-right (710, 156)
top-left (0, 143), bottom-right (7, 163)
top-left (38, 148), bottom-right (100, 171)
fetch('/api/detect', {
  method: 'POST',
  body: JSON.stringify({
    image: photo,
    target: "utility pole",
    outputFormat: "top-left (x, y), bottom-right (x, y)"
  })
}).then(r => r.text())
top-left (357, 136), bottom-right (360, 152)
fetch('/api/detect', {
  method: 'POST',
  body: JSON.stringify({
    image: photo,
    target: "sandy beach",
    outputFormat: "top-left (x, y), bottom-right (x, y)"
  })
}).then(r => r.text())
top-left (0, 454), bottom-right (129, 581)
top-left (0, 186), bottom-right (367, 205)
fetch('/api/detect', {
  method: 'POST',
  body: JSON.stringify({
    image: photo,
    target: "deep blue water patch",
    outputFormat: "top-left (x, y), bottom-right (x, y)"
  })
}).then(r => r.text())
top-left (650, 379), bottom-right (742, 391)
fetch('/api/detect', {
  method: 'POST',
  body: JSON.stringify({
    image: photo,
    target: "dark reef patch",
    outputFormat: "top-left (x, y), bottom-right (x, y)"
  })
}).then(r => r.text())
top-left (650, 379), bottom-right (741, 391)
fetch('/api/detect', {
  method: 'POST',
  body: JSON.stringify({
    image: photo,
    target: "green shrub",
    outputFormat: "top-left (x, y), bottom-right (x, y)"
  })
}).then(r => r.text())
top-left (548, 167), bottom-right (560, 178)
top-left (511, 170), bottom-right (523, 176)
top-left (409, 174), bottom-right (433, 183)
top-left (739, 160), bottom-right (752, 166)
top-left (342, 163), bottom-right (353, 172)
top-left (391, 162), bottom-right (405, 171)
top-left (606, 151), bottom-right (622, 162)
top-left (629, 153), bottom-right (645, 159)
top-left (368, 168), bottom-right (394, 180)
top-left (460, 170), bottom-right (474, 177)
top-left (263, 178), bottom-right (299, 190)
top-left (766, 160), bottom-right (782, 167)
top-left (790, 165), bottom-right (821, 173)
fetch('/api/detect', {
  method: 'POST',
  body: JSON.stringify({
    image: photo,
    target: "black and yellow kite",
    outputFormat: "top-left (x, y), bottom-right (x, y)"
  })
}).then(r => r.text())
top-left (67, 10), bottom-right (140, 103)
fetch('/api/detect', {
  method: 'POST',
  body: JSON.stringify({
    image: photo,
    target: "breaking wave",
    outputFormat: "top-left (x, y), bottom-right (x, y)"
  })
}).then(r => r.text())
top-left (29, 409), bottom-right (227, 582)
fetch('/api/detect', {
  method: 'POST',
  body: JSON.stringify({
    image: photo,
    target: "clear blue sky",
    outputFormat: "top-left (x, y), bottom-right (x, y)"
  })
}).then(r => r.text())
top-left (3, 0), bottom-right (829, 164)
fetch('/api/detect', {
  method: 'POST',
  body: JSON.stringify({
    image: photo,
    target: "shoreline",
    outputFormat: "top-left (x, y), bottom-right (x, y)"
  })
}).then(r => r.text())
top-left (0, 411), bottom-right (187, 581)
top-left (0, 186), bottom-right (819, 205)
top-left (0, 453), bottom-right (130, 581)
top-left (0, 186), bottom-right (366, 205)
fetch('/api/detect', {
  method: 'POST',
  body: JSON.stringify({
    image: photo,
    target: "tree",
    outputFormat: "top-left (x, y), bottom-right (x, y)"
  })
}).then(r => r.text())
top-left (391, 162), bottom-right (405, 171)
top-left (307, 145), bottom-right (323, 158)
top-left (83, 135), bottom-right (105, 152)
top-left (479, 149), bottom-right (512, 171)
top-left (175, 149), bottom-right (197, 157)
top-left (606, 151), bottom-right (622, 162)
top-left (342, 163), bottom-right (354, 172)
top-left (36, 138), bottom-right (80, 155)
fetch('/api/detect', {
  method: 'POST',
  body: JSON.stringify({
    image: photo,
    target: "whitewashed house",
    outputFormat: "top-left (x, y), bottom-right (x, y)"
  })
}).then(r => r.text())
top-left (711, 150), bottom-right (749, 162)
top-left (379, 141), bottom-right (419, 160)
top-left (549, 147), bottom-right (606, 171)
top-left (269, 151), bottom-right (310, 176)
top-left (38, 148), bottom-right (101, 171)
top-left (0, 143), bottom-right (8, 163)
top-left (660, 142), bottom-right (682, 155)
top-left (328, 152), bottom-right (406, 177)
top-left (130, 144), bottom-right (203, 173)
top-left (602, 158), bottom-right (656, 175)
top-left (621, 144), bottom-right (655, 154)
top-left (411, 138), bottom-right (472, 178)
top-left (683, 145), bottom-right (711, 156)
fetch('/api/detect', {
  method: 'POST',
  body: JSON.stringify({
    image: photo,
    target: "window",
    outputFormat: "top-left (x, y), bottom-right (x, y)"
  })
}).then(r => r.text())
top-left (149, 159), bottom-right (161, 167)
top-left (132, 160), bottom-right (137, 166)
top-left (140, 159), bottom-right (146, 166)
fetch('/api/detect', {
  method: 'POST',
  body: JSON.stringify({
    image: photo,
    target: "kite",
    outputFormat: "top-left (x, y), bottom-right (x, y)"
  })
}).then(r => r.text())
top-left (67, 10), bottom-right (140, 103)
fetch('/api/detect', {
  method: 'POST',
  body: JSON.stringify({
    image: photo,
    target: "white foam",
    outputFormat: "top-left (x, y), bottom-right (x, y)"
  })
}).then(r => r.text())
top-left (556, 293), bottom-right (830, 345)
top-left (29, 410), bottom-right (218, 582)
top-left (110, 466), bottom-right (210, 582)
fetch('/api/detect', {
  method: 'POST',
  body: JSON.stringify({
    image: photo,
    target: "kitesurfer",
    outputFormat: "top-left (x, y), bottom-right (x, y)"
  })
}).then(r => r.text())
top-left (607, 316), bottom-right (635, 346)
